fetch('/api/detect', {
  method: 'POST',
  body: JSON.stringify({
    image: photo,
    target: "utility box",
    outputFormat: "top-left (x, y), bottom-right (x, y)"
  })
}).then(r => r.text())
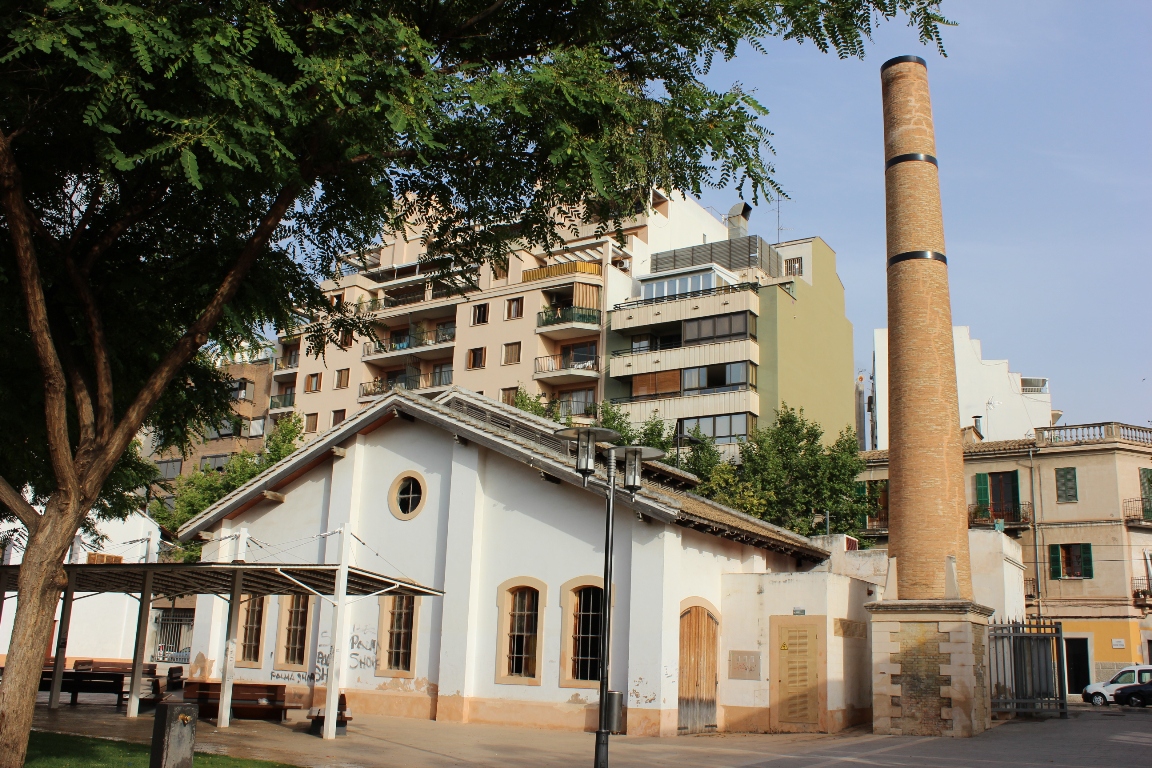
top-left (150, 701), bottom-right (197, 768)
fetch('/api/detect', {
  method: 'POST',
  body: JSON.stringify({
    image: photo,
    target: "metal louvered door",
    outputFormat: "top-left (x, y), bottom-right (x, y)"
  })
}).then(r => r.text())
top-left (779, 625), bottom-right (818, 725)
top-left (678, 606), bottom-right (718, 734)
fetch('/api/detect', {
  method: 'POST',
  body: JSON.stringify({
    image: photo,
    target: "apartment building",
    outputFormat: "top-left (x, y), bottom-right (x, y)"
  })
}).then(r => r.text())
top-left (857, 422), bottom-right (1152, 691)
top-left (148, 353), bottom-right (273, 493)
top-left (869, 326), bottom-right (1057, 450)
top-left (268, 196), bottom-right (855, 446)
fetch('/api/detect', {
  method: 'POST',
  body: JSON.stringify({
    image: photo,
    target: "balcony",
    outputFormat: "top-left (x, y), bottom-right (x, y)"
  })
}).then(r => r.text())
top-left (358, 370), bottom-right (453, 399)
top-left (269, 393), bottom-right (295, 411)
top-left (614, 281), bottom-right (760, 312)
top-left (273, 353), bottom-right (299, 372)
top-left (1035, 422), bottom-right (1152, 447)
top-left (968, 502), bottom-right (1033, 528)
top-left (362, 326), bottom-right (456, 362)
top-left (610, 283), bottom-right (759, 334)
top-left (611, 381), bottom-right (754, 405)
top-left (1135, 577), bottom-right (1152, 608)
top-left (608, 338), bottom-right (758, 379)
top-left (1024, 578), bottom-right (1038, 599)
top-left (535, 306), bottom-right (601, 339)
top-left (522, 261), bottom-right (602, 283)
top-left (533, 354), bottom-right (601, 385)
top-left (863, 510), bottom-right (889, 536)
top-left (547, 400), bottom-right (598, 422)
top-left (1123, 497), bottom-right (1152, 526)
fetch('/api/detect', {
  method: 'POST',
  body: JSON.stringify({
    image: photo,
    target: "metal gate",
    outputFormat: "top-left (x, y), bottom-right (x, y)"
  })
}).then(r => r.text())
top-left (154, 608), bottom-right (195, 663)
top-left (988, 619), bottom-right (1067, 717)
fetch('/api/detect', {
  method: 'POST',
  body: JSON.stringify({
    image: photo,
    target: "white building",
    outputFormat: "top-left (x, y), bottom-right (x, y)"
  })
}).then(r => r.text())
top-left (869, 326), bottom-right (1056, 450)
top-left (178, 388), bottom-right (883, 735)
top-left (0, 512), bottom-right (165, 666)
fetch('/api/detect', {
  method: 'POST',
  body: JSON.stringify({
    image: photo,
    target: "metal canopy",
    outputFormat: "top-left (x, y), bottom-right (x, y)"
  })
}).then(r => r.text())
top-left (0, 562), bottom-right (442, 600)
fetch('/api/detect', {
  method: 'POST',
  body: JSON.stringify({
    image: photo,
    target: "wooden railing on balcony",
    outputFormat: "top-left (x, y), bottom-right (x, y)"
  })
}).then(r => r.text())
top-left (521, 261), bottom-right (602, 283)
top-left (968, 502), bottom-right (1033, 526)
top-left (1123, 497), bottom-right (1152, 523)
top-left (1035, 422), bottom-right (1152, 447)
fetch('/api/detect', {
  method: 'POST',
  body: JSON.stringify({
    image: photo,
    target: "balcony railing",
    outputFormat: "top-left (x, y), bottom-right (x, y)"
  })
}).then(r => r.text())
top-left (1123, 497), bottom-right (1152, 523)
top-left (362, 326), bottom-right (456, 357)
top-left (537, 306), bottom-right (601, 327)
top-left (1134, 577), bottom-right (1151, 603)
top-left (865, 511), bottom-right (889, 531)
top-left (269, 393), bottom-right (295, 409)
top-left (548, 400), bottom-right (598, 420)
top-left (611, 382), bottom-right (754, 404)
top-left (968, 502), bottom-right (1033, 526)
top-left (1024, 578), bottom-right (1038, 599)
top-left (273, 353), bottom-right (299, 371)
top-left (358, 370), bottom-right (453, 398)
top-left (522, 261), bottom-right (602, 283)
top-left (534, 354), bottom-right (600, 374)
top-left (613, 281), bottom-right (759, 312)
top-left (1035, 422), bottom-right (1152, 447)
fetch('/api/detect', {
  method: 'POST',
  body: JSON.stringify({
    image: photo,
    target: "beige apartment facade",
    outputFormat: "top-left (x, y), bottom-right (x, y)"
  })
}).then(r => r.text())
top-left (857, 422), bottom-right (1152, 691)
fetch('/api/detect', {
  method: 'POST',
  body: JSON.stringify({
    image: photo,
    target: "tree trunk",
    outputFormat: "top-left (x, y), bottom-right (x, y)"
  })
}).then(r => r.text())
top-left (0, 497), bottom-right (79, 768)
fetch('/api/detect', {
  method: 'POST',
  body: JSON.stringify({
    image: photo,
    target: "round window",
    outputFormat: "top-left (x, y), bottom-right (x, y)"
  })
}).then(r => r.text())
top-left (396, 477), bottom-right (422, 516)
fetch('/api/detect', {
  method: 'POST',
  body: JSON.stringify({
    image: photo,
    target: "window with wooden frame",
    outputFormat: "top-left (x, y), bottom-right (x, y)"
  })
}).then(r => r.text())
top-left (495, 578), bottom-right (547, 685)
top-left (340, 330), bottom-right (354, 348)
top-left (472, 303), bottom-right (490, 325)
top-left (1049, 543), bottom-right (1093, 579)
top-left (304, 372), bottom-right (322, 393)
top-left (331, 409), bottom-right (346, 427)
top-left (376, 595), bottom-right (419, 678)
top-left (506, 297), bottom-right (524, 320)
top-left (502, 342), bottom-right (521, 365)
top-left (467, 347), bottom-right (486, 369)
top-left (275, 594), bottom-right (314, 671)
top-left (559, 577), bottom-right (605, 688)
top-left (238, 596), bottom-right (266, 668)
top-left (334, 369), bottom-right (350, 389)
top-left (304, 413), bottom-right (318, 433)
top-left (500, 387), bottom-right (518, 406)
top-left (1055, 467), bottom-right (1078, 503)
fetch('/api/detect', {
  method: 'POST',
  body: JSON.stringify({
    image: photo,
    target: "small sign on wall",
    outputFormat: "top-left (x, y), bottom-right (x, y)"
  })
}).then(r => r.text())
top-left (1112, 638), bottom-right (1126, 649)
top-left (728, 650), bottom-right (762, 680)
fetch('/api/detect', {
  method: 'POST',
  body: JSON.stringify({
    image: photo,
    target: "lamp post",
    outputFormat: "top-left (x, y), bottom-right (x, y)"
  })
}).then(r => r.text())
top-left (673, 433), bottom-right (702, 469)
top-left (556, 427), bottom-right (664, 768)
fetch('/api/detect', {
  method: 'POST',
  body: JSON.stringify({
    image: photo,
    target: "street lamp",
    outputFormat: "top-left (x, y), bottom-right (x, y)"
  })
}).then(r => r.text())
top-left (672, 433), bottom-right (702, 469)
top-left (556, 427), bottom-right (665, 768)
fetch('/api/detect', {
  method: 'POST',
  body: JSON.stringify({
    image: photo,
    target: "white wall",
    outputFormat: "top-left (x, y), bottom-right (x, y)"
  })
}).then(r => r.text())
top-left (968, 529), bottom-right (1027, 621)
top-left (0, 513), bottom-right (159, 663)
top-left (871, 326), bottom-right (1054, 449)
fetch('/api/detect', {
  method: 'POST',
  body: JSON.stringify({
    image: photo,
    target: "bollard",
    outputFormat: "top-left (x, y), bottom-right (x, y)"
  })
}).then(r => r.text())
top-left (604, 690), bottom-right (624, 734)
top-left (150, 701), bottom-right (197, 768)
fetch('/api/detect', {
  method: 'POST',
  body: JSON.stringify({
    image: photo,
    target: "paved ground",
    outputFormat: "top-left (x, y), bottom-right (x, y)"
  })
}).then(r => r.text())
top-left (31, 695), bottom-right (1152, 768)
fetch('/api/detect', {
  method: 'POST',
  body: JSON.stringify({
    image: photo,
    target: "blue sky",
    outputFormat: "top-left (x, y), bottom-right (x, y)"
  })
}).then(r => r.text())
top-left (693, 0), bottom-right (1151, 427)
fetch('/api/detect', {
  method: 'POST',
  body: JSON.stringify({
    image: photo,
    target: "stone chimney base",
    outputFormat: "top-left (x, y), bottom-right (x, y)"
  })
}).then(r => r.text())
top-left (866, 600), bottom-right (994, 737)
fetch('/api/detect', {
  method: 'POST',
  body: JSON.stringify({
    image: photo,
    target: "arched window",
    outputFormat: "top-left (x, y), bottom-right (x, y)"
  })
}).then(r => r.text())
top-left (571, 586), bottom-right (604, 681)
top-left (507, 587), bottom-right (540, 677)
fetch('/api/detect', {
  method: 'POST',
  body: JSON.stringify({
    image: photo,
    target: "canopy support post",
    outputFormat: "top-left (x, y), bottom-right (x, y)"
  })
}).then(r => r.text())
top-left (218, 567), bottom-right (245, 728)
top-left (48, 570), bottom-right (76, 709)
top-left (127, 568), bottom-right (154, 717)
top-left (322, 525), bottom-right (351, 740)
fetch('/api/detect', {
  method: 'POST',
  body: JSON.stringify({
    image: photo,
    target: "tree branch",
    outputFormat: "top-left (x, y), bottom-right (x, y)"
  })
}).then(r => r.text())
top-left (0, 476), bottom-right (41, 535)
top-left (86, 182), bottom-right (303, 494)
top-left (62, 253), bottom-right (114, 442)
top-left (0, 122), bottom-right (81, 499)
top-left (80, 187), bottom-right (167, 273)
top-left (451, 0), bottom-right (508, 37)
top-left (57, 342), bottom-right (97, 454)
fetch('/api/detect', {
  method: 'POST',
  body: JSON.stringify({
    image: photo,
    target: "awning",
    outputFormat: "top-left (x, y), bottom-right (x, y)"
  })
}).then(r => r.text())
top-left (0, 562), bottom-right (441, 599)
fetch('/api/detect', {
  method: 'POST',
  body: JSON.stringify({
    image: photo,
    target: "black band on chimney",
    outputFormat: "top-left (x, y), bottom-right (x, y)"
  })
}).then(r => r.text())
top-left (887, 250), bottom-right (947, 268)
top-left (885, 153), bottom-right (938, 170)
top-left (881, 55), bottom-right (927, 73)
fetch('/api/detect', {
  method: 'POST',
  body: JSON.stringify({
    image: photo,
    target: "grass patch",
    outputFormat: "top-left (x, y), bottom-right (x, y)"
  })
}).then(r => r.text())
top-left (26, 731), bottom-right (300, 767)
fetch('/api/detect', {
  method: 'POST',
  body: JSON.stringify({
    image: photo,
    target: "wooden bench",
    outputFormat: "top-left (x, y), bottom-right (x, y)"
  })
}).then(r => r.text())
top-left (183, 681), bottom-right (300, 722)
top-left (307, 693), bottom-right (353, 735)
top-left (37, 670), bottom-right (130, 705)
top-left (72, 660), bottom-right (184, 692)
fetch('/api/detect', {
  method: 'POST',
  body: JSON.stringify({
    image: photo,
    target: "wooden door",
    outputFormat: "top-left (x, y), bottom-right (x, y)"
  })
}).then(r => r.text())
top-left (777, 624), bottom-right (819, 725)
top-left (678, 606), bottom-right (718, 734)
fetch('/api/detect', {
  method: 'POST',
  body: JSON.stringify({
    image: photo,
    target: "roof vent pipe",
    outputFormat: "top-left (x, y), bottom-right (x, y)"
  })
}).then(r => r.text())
top-left (727, 202), bottom-right (752, 239)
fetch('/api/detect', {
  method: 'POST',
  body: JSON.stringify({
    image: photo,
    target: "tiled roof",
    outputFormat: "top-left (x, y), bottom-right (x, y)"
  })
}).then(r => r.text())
top-left (861, 437), bottom-right (1040, 464)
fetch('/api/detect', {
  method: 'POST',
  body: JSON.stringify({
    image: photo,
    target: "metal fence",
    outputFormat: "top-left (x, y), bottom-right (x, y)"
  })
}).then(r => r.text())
top-left (154, 609), bottom-right (195, 664)
top-left (988, 619), bottom-right (1067, 718)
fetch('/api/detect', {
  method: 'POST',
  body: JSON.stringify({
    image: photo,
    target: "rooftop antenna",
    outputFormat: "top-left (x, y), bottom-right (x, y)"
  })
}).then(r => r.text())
top-left (773, 192), bottom-right (792, 244)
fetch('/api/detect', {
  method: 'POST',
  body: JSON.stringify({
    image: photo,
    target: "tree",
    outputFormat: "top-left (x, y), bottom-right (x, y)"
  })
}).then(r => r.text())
top-left (695, 405), bottom-right (870, 537)
top-left (0, 1), bottom-right (948, 761)
top-left (150, 414), bottom-right (303, 561)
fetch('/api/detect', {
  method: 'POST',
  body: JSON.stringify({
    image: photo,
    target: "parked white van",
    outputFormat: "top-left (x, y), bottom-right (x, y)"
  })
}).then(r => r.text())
top-left (1082, 666), bottom-right (1152, 705)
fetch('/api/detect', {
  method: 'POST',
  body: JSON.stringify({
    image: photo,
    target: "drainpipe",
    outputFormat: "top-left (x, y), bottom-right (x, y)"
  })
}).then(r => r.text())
top-left (1030, 447), bottom-right (1043, 618)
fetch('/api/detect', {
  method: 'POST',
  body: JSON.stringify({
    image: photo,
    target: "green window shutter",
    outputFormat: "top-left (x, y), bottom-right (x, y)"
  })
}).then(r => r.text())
top-left (1080, 543), bottom-right (1093, 579)
top-left (855, 481), bottom-right (867, 498)
top-left (1140, 468), bottom-right (1152, 499)
top-left (1048, 544), bottom-right (1062, 580)
top-left (1055, 467), bottom-right (1078, 502)
top-left (1009, 470), bottom-right (1020, 505)
top-left (975, 473), bottom-right (990, 507)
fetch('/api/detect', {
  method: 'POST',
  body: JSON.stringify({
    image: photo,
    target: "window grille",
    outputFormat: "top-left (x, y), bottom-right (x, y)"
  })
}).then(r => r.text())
top-left (507, 587), bottom-right (539, 677)
top-left (784, 257), bottom-right (803, 276)
top-left (241, 596), bottom-right (264, 663)
top-left (572, 586), bottom-right (603, 681)
top-left (283, 595), bottom-right (310, 666)
top-left (386, 595), bottom-right (415, 671)
top-left (1055, 467), bottom-right (1078, 502)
